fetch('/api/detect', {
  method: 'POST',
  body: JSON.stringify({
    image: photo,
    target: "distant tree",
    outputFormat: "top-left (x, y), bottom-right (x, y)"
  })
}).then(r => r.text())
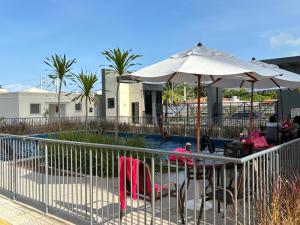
top-left (162, 82), bottom-right (183, 105)
top-left (45, 54), bottom-right (76, 130)
top-left (71, 71), bottom-right (98, 131)
top-left (101, 48), bottom-right (141, 138)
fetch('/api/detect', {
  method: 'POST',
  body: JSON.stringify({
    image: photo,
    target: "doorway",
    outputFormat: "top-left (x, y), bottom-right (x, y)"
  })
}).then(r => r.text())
top-left (131, 102), bottom-right (139, 124)
top-left (49, 104), bottom-right (66, 117)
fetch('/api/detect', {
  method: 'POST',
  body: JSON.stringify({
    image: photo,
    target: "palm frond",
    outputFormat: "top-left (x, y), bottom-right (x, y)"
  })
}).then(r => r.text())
top-left (101, 48), bottom-right (142, 77)
top-left (44, 54), bottom-right (77, 86)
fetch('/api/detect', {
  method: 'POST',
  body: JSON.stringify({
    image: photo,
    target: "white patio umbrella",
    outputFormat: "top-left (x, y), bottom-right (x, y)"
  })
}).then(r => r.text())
top-left (130, 43), bottom-right (281, 153)
top-left (210, 59), bottom-right (300, 130)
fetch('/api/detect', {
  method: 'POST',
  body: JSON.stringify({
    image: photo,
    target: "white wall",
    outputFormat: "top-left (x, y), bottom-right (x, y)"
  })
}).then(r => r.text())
top-left (0, 92), bottom-right (97, 118)
top-left (129, 83), bottom-right (144, 117)
top-left (104, 70), bottom-right (145, 118)
top-left (0, 93), bottom-right (19, 118)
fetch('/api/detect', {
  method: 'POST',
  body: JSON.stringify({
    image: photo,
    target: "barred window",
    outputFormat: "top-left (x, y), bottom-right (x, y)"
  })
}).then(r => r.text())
top-left (75, 103), bottom-right (82, 111)
top-left (30, 104), bottom-right (40, 114)
top-left (107, 98), bottom-right (115, 108)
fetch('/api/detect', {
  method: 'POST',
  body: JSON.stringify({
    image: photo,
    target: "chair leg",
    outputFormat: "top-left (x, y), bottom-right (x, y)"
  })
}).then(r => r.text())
top-left (120, 209), bottom-right (123, 223)
top-left (197, 196), bottom-right (206, 225)
top-left (178, 196), bottom-right (185, 224)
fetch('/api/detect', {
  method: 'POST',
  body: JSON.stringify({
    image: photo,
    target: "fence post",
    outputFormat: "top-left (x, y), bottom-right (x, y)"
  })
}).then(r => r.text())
top-left (12, 139), bottom-right (16, 200)
top-left (89, 149), bottom-right (93, 225)
top-left (45, 143), bottom-right (49, 214)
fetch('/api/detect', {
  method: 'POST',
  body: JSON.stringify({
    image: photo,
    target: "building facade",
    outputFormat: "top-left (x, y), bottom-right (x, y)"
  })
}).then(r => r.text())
top-left (0, 88), bottom-right (99, 118)
top-left (101, 69), bottom-right (163, 123)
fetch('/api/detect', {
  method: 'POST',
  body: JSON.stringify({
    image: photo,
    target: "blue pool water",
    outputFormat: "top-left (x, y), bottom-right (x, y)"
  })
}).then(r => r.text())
top-left (106, 132), bottom-right (233, 152)
top-left (32, 132), bottom-right (233, 152)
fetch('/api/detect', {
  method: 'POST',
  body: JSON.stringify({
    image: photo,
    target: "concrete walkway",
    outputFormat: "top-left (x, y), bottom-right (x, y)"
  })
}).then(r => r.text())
top-left (0, 195), bottom-right (70, 225)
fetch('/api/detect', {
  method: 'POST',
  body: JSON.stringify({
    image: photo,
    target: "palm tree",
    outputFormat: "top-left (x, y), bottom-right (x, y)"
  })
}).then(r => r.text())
top-left (71, 71), bottom-right (98, 131)
top-left (162, 82), bottom-right (183, 116)
top-left (44, 54), bottom-right (76, 130)
top-left (101, 48), bottom-right (141, 137)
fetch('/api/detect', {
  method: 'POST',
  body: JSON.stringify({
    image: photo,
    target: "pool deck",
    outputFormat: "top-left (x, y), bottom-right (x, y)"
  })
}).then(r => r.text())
top-left (0, 163), bottom-right (243, 225)
top-left (0, 195), bottom-right (71, 225)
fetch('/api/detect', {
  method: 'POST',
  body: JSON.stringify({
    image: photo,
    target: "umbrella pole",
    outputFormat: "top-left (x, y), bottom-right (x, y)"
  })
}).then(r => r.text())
top-left (197, 75), bottom-right (201, 154)
top-left (279, 89), bottom-right (284, 123)
top-left (249, 81), bottom-right (254, 134)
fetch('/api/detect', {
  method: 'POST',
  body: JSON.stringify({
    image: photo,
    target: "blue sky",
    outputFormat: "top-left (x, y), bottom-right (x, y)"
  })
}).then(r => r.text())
top-left (1, 0), bottom-right (300, 92)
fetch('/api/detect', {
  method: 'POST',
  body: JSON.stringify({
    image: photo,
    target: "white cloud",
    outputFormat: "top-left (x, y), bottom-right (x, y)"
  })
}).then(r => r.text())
top-left (270, 33), bottom-right (300, 48)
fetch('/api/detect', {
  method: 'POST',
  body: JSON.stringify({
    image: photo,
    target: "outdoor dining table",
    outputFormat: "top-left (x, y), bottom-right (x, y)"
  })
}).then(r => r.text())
top-left (167, 149), bottom-right (247, 224)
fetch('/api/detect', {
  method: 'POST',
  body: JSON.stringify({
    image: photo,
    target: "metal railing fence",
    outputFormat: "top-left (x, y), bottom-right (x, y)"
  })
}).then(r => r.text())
top-left (0, 116), bottom-right (268, 139)
top-left (0, 133), bottom-right (299, 224)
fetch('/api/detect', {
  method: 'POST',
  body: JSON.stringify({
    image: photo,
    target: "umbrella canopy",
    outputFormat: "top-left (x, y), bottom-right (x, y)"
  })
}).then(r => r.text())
top-left (130, 43), bottom-right (281, 84)
top-left (129, 44), bottom-right (281, 153)
top-left (210, 59), bottom-right (300, 89)
top-left (210, 59), bottom-right (300, 133)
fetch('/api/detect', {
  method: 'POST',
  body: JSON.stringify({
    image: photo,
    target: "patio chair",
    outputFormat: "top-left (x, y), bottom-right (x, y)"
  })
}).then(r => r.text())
top-left (197, 166), bottom-right (244, 224)
top-left (201, 135), bottom-right (216, 153)
top-left (119, 157), bottom-right (184, 224)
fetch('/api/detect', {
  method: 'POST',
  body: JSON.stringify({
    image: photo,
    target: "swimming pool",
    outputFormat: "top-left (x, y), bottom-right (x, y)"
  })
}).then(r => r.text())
top-left (106, 132), bottom-right (233, 152)
top-left (32, 131), bottom-right (233, 152)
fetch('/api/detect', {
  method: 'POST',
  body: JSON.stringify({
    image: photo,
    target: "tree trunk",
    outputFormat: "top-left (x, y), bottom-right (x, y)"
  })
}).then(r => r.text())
top-left (115, 80), bottom-right (120, 139)
top-left (58, 80), bottom-right (62, 131)
top-left (85, 97), bottom-right (88, 132)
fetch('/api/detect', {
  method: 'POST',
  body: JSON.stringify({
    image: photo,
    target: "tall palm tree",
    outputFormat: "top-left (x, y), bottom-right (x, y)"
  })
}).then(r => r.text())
top-left (101, 48), bottom-right (141, 137)
top-left (72, 71), bottom-right (98, 131)
top-left (44, 54), bottom-right (76, 130)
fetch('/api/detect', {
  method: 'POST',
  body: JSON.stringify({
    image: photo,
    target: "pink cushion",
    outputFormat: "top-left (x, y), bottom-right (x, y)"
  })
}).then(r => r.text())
top-left (251, 130), bottom-right (260, 139)
top-left (252, 136), bottom-right (269, 148)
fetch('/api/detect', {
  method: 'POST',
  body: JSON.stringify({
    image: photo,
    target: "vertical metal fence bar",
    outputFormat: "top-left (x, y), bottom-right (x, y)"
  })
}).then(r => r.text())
top-left (243, 163), bottom-right (246, 225)
top-left (106, 150), bottom-right (109, 222)
top-left (213, 163), bottom-right (216, 225)
top-left (112, 149), bottom-right (115, 224)
top-left (13, 139), bottom-right (16, 200)
top-left (45, 143), bottom-right (49, 214)
top-left (89, 148), bottom-right (93, 225)
top-left (168, 159), bottom-right (171, 225)
top-left (160, 158), bottom-right (163, 225)
top-left (176, 157), bottom-right (179, 224)
top-left (151, 154), bottom-right (156, 225)
top-left (234, 163), bottom-right (238, 224)
top-left (223, 163), bottom-right (227, 225)
top-left (95, 150), bottom-right (98, 224)
top-left (203, 163), bottom-right (206, 224)
top-left (130, 151), bottom-right (133, 225)
top-left (70, 146), bottom-right (75, 213)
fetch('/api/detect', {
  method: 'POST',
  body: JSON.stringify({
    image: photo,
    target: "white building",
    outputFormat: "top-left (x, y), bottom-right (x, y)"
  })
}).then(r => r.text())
top-left (0, 87), bottom-right (100, 118)
top-left (101, 69), bottom-right (163, 122)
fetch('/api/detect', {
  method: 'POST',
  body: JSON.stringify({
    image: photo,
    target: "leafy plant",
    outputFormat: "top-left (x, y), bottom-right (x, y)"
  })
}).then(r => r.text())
top-left (53, 132), bottom-right (148, 176)
top-left (44, 54), bottom-right (76, 130)
top-left (71, 71), bottom-right (98, 131)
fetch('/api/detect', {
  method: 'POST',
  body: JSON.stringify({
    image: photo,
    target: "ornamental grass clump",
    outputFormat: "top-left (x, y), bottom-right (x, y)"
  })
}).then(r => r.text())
top-left (257, 176), bottom-right (300, 225)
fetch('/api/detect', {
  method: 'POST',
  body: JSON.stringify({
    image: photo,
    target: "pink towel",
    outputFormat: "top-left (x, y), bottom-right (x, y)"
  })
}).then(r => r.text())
top-left (168, 147), bottom-right (193, 165)
top-left (119, 156), bottom-right (151, 212)
top-left (119, 156), bottom-right (175, 212)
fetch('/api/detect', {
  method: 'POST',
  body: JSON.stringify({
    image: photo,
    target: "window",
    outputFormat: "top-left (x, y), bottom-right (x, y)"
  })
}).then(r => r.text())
top-left (30, 104), bottom-right (40, 114)
top-left (89, 107), bottom-right (93, 113)
top-left (107, 98), bottom-right (115, 108)
top-left (75, 103), bottom-right (82, 111)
